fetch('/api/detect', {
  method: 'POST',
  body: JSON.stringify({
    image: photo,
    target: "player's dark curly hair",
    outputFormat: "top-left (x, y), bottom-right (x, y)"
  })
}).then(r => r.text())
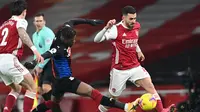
top-left (60, 26), bottom-right (76, 40)
top-left (55, 25), bottom-right (76, 45)
top-left (122, 6), bottom-right (136, 16)
top-left (10, 0), bottom-right (27, 16)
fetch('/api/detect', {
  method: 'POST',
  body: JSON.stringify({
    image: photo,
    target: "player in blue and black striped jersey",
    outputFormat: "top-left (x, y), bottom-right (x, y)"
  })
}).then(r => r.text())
top-left (25, 18), bottom-right (140, 112)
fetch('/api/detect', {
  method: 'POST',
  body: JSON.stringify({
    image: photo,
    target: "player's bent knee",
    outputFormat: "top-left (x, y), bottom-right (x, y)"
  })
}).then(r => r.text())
top-left (42, 84), bottom-right (52, 93)
top-left (19, 81), bottom-right (31, 91)
top-left (83, 86), bottom-right (93, 96)
top-left (146, 82), bottom-right (155, 89)
top-left (24, 73), bottom-right (37, 92)
top-left (142, 81), bottom-right (157, 93)
top-left (30, 82), bottom-right (37, 93)
top-left (87, 85), bottom-right (94, 96)
top-left (9, 83), bottom-right (22, 93)
top-left (20, 80), bottom-right (37, 93)
top-left (77, 82), bottom-right (93, 96)
top-left (136, 77), bottom-right (153, 87)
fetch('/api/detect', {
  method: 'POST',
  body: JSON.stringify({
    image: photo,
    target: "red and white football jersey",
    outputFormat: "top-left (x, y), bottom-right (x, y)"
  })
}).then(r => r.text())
top-left (104, 21), bottom-right (141, 70)
top-left (0, 16), bottom-right (28, 59)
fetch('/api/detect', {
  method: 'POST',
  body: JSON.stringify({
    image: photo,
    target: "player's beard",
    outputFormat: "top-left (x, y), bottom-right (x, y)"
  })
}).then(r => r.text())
top-left (128, 24), bottom-right (134, 30)
top-left (125, 22), bottom-right (134, 30)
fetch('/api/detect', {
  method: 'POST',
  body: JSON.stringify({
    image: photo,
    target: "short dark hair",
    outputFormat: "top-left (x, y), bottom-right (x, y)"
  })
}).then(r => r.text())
top-left (35, 13), bottom-right (45, 18)
top-left (10, 0), bottom-right (27, 16)
top-left (122, 6), bottom-right (136, 16)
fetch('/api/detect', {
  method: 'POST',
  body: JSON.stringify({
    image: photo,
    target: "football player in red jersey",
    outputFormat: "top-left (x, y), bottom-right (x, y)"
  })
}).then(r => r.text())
top-left (94, 6), bottom-right (175, 112)
top-left (0, 0), bottom-right (43, 112)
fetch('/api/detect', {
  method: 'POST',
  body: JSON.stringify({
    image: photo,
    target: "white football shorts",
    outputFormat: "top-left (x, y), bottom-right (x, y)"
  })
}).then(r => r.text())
top-left (109, 65), bottom-right (150, 96)
top-left (0, 54), bottom-right (29, 86)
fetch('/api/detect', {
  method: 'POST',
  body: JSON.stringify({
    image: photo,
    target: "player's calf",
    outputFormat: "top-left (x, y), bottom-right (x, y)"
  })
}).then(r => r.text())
top-left (91, 89), bottom-right (138, 112)
top-left (3, 84), bottom-right (21, 112)
top-left (3, 91), bottom-right (19, 112)
top-left (42, 90), bottom-right (52, 101)
top-left (42, 84), bottom-right (52, 94)
top-left (20, 74), bottom-right (37, 112)
top-left (76, 82), bottom-right (137, 111)
top-left (41, 84), bottom-right (52, 101)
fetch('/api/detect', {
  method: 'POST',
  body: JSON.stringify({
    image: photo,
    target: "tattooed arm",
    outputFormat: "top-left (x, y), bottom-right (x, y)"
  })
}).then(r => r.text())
top-left (17, 27), bottom-right (44, 63)
top-left (17, 27), bottom-right (34, 48)
top-left (16, 19), bottom-right (35, 49)
top-left (24, 46), bottom-right (64, 69)
top-left (16, 19), bottom-right (44, 63)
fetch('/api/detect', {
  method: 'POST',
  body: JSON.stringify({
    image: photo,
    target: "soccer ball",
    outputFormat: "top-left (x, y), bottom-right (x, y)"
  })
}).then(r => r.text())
top-left (139, 93), bottom-right (157, 111)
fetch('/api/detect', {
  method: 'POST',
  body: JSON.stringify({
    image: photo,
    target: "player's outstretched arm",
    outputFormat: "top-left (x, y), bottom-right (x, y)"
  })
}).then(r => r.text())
top-left (93, 28), bottom-right (108, 43)
top-left (94, 19), bottom-right (117, 43)
top-left (42, 47), bottom-right (61, 59)
top-left (17, 28), bottom-right (44, 63)
top-left (24, 47), bottom-right (62, 69)
top-left (64, 18), bottom-right (104, 27)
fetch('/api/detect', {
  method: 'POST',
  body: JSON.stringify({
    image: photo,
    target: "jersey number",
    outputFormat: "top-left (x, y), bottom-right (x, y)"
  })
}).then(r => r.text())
top-left (0, 28), bottom-right (9, 46)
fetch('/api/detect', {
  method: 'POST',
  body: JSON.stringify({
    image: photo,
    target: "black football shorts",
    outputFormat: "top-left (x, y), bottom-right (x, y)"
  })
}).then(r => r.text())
top-left (52, 76), bottom-right (81, 98)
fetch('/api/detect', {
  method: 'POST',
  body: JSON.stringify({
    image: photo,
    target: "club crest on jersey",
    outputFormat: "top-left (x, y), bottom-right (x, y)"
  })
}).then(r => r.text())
top-left (112, 88), bottom-right (116, 93)
top-left (45, 39), bottom-right (52, 44)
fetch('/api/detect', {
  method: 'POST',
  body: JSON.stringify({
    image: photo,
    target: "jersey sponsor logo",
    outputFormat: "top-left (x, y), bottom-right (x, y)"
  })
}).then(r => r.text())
top-left (122, 39), bottom-right (138, 48)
